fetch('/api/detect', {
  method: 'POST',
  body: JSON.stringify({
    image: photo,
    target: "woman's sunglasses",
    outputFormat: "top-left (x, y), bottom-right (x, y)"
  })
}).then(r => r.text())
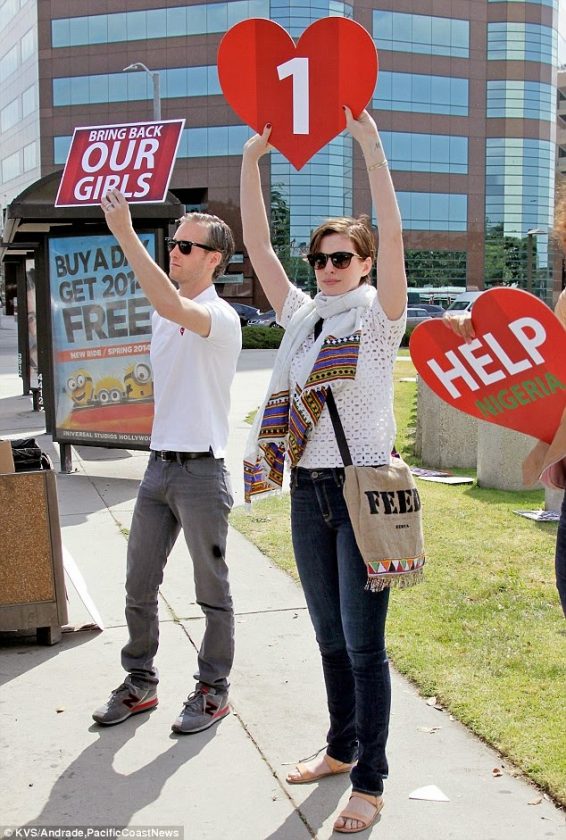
top-left (165, 237), bottom-right (217, 256)
top-left (306, 251), bottom-right (362, 270)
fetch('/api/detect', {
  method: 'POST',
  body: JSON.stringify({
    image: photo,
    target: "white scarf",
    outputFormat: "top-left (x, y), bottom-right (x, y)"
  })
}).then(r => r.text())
top-left (244, 284), bottom-right (376, 500)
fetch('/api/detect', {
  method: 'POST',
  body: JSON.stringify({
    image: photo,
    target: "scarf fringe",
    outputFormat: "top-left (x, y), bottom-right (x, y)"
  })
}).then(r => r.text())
top-left (365, 567), bottom-right (425, 592)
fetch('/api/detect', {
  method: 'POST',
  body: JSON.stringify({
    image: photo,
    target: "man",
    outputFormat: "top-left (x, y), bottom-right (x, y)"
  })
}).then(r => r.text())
top-left (93, 189), bottom-right (242, 732)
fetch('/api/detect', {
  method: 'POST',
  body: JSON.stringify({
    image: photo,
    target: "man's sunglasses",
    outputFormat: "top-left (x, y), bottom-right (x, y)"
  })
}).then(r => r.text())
top-left (165, 237), bottom-right (217, 256)
top-left (306, 251), bottom-right (362, 270)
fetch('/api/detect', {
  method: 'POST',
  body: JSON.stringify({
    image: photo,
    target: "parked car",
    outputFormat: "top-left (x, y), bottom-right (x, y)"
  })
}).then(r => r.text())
top-left (406, 307), bottom-right (433, 330)
top-left (248, 309), bottom-right (279, 328)
top-left (415, 303), bottom-right (445, 317)
top-left (229, 302), bottom-right (261, 327)
top-left (445, 291), bottom-right (484, 313)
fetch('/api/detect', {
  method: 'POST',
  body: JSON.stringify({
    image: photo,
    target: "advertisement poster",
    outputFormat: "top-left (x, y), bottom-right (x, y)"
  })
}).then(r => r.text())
top-left (55, 119), bottom-right (185, 207)
top-left (49, 234), bottom-right (156, 447)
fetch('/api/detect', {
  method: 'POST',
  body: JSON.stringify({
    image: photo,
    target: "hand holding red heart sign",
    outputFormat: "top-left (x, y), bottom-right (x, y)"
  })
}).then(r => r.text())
top-left (409, 288), bottom-right (566, 445)
top-left (217, 18), bottom-right (378, 170)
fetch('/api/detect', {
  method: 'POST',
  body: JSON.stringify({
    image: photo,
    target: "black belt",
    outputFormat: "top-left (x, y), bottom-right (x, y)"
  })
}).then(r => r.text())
top-left (152, 450), bottom-right (213, 463)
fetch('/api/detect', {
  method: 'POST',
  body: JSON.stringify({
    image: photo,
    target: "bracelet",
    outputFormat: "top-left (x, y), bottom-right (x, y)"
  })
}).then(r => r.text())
top-left (367, 158), bottom-right (388, 172)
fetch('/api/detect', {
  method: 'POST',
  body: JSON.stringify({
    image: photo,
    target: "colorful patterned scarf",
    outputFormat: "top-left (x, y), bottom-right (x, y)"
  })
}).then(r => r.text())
top-left (244, 285), bottom-right (376, 502)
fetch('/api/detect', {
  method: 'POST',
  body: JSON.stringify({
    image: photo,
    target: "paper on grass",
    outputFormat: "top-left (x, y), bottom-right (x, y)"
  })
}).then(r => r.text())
top-left (418, 475), bottom-right (474, 485)
top-left (409, 785), bottom-right (450, 802)
top-left (411, 467), bottom-right (451, 478)
top-left (513, 509), bottom-right (560, 522)
top-left (62, 545), bottom-right (105, 630)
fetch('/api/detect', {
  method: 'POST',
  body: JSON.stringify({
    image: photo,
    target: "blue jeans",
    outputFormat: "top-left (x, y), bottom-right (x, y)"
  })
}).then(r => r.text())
top-left (556, 492), bottom-right (566, 617)
top-left (121, 453), bottom-right (235, 690)
top-left (290, 467), bottom-right (391, 796)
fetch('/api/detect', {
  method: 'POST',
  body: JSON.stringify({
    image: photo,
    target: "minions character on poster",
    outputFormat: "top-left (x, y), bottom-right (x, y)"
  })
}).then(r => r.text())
top-left (49, 233), bottom-right (156, 448)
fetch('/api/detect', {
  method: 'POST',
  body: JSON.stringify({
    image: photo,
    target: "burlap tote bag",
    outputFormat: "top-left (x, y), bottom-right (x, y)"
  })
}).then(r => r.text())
top-left (342, 460), bottom-right (425, 590)
top-left (326, 389), bottom-right (425, 591)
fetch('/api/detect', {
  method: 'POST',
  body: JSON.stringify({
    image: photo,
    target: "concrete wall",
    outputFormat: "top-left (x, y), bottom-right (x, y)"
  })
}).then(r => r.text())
top-left (476, 423), bottom-right (541, 491)
top-left (415, 376), bottom-right (545, 492)
top-left (415, 378), bottom-right (478, 469)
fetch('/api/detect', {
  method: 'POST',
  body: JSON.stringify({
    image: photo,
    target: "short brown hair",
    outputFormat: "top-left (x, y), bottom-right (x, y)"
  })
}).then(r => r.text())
top-left (178, 212), bottom-right (235, 280)
top-left (309, 215), bottom-right (376, 283)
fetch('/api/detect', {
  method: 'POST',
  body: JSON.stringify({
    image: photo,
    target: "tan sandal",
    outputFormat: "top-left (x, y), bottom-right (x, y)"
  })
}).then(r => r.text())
top-left (286, 753), bottom-right (355, 785)
top-left (333, 792), bottom-right (384, 834)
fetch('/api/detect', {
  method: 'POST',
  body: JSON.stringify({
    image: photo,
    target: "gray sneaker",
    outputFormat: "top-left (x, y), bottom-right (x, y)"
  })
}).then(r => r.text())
top-left (92, 681), bottom-right (158, 726)
top-left (171, 683), bottom-right (230, 734)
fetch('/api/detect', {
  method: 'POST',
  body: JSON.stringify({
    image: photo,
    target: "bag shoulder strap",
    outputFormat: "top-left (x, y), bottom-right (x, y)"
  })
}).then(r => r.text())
top-left (326, 389), bottom-right (353, 467)
top-left (314, 318), bottom-right (353, 467)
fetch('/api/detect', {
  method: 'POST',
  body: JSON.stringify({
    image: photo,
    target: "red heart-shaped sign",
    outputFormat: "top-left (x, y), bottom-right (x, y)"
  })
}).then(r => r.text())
top-left (217, 18), bottom-right (378, 170)
top-left (409, 288), bottom-right (566, 444)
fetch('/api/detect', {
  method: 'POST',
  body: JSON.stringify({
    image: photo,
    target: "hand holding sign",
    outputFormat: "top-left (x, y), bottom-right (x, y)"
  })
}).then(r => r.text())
top-left (409, 288), bottom-right (566, 445)
top-left (218, 18), bottom-right (378, 169)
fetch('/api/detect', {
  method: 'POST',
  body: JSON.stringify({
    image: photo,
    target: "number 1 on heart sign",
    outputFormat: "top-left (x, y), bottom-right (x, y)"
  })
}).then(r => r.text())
top-left (277, 57), bottom-right (309, 135)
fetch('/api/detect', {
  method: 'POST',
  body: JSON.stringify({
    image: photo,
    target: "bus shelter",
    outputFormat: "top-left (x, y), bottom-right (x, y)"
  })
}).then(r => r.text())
top-left (1, 171), bottom-right (183, 471)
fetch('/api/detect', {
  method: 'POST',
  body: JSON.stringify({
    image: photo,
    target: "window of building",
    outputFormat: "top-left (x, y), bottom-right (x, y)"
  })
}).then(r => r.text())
top-left (489, 0), bottom-right (556, 7)
top-left (485, 137), bottom-right (554, 238)
top-left (0, 45), bottom-right (18, 82)
top-left (374, 71), bottom-right (468, 116)
top-left (51, 1), bottom-right (270, 47)
top-left (1, 97), bottom-right (19, 132)
top-left (271, 0), bottom-right (353, 36)
top-left (1, 150), bottom-right (21, 183)
top-left (20, 27), bottom-right (35, 62)
top-left (21, 84), bottom-right (36, 117)
top-left (373, 11), bottom-right (469, 58)
top-left (53, 66), bottom-right (222, 106)
top-left (395, 192), bottom-right (468, 231)
top-left (405, 249), bottom-right (467, 287)
top-left (0, 0), bottom-right (20, 33)
top-left (487, 80), bottom-right (555, 120)
top-left (487, 22), bottom-right (556, 64)
top-left (23, 140), bottom-right (37, 172)
top-left (381, 131), bottom-right (468, 173)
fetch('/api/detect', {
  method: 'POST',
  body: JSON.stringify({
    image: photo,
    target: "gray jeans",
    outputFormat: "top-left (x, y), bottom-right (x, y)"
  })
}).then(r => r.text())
top-left (121, 452), bottom-right (235, 691)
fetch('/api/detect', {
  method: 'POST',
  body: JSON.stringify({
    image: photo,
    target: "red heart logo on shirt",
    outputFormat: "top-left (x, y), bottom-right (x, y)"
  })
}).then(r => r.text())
top-left (218, 17), bottom-right (378, 170)
top-left (409, 288), bottom-right (566, 444)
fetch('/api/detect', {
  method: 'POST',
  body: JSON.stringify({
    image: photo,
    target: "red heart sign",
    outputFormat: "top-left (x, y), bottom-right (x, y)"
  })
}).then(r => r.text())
top-left (217, 18), bottom-right (378, 170)
top-left (409, 288), bottom-right (566, 445)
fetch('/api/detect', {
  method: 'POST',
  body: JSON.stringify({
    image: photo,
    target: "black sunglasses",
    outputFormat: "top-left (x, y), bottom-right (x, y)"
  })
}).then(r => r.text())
top-left (306, 251), bottom-right (362, 270)
top-left (165, 237), bottom-right (217, 256)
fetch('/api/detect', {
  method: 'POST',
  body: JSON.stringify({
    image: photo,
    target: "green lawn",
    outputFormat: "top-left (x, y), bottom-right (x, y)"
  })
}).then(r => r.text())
top-left (230, 358), bottom-right (566, 805)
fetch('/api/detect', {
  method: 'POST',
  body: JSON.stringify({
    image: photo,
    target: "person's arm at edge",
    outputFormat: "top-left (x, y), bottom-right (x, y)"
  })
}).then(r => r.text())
top-left (555, 288), bottom-right (566, 329)
top-left (240, 126), bottom-right (293, 316)
top-left (345, 107), bottom-right (406, 321)
top-left (442, 311), bottom-right (475, 342)
top-left (101, 190), bottom-right (213, 337)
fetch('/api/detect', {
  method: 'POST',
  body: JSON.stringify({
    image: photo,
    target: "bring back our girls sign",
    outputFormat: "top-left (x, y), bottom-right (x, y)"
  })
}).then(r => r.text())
top-left (55, 119), bottom-right (185, 207)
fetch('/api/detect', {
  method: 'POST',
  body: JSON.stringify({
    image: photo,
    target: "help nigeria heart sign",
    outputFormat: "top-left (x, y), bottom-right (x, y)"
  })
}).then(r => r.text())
top-left (217, 18), bottom-right (378, 170)
top-left (409, 288), bottom-right (566, 445)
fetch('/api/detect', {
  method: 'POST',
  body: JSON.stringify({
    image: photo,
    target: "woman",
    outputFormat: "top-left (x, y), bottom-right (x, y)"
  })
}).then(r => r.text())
top-left (241, 108), bottom-right (407, 833)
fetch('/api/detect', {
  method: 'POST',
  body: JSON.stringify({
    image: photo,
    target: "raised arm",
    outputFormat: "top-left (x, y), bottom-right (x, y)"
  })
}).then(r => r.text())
top-left (101, 190), bottom-right (213, 336)
top-left (345, 107), bottom-right (406, 321)
top-left (240, 126), bottom-right (293, 316)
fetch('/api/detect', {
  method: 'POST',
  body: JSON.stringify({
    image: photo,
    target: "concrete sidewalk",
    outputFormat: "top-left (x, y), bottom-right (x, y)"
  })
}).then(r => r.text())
top-left (0, 317), bottom-right (564, 839)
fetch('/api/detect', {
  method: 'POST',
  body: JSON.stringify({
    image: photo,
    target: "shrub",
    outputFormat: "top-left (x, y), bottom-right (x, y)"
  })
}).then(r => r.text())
top-left (242, 325), bottom-right (284, 349)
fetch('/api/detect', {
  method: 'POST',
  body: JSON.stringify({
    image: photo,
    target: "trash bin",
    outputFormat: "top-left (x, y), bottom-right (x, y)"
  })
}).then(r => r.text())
top-left (0, 439), bottom-right (67, 645)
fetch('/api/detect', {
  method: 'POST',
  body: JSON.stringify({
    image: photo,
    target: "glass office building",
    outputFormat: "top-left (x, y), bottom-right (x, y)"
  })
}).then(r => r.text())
top-left (0, 0), bottom-right (561, 305)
